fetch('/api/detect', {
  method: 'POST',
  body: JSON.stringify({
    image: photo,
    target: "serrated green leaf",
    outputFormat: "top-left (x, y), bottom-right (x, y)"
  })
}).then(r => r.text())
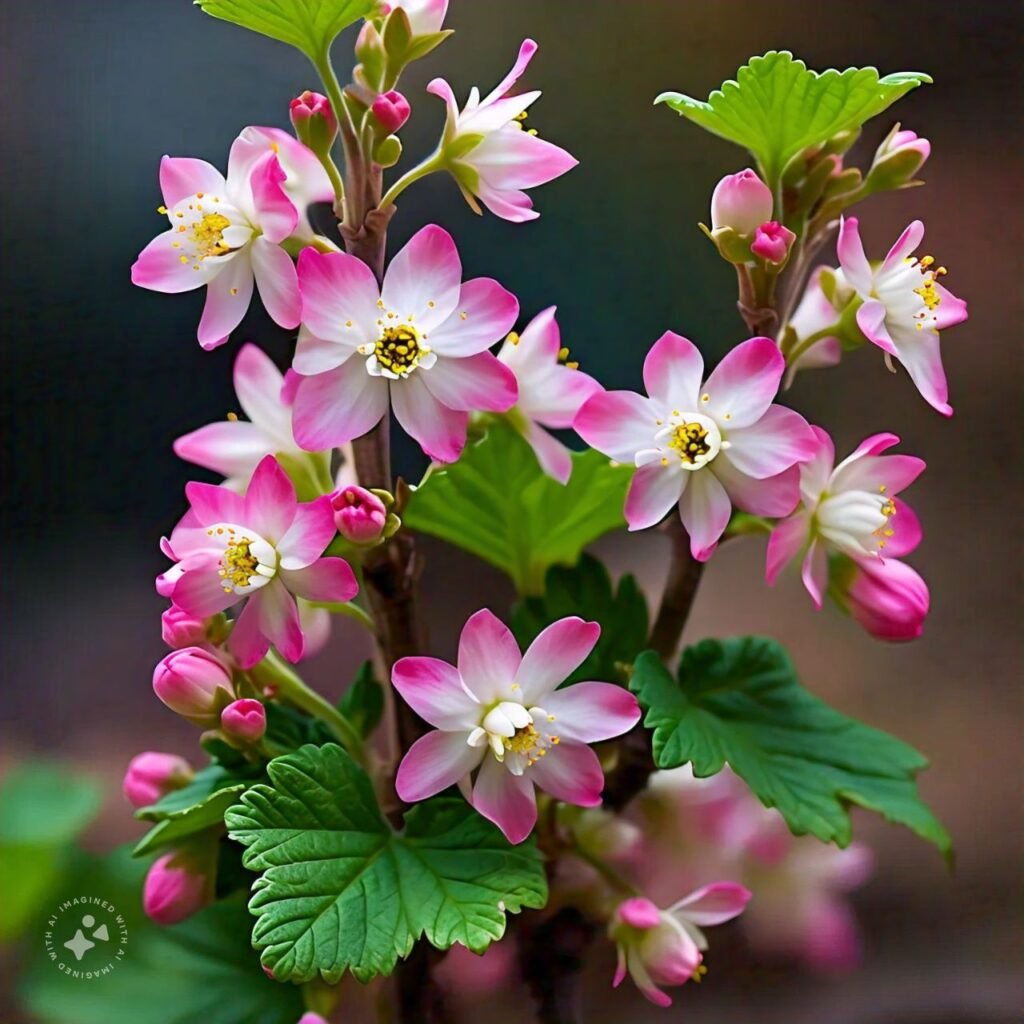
top-left (512, 555), bottom-right (649, 686)
top-left (630, 638), bottom-right (951, 858)
top-left (195, 0), bottom-right (377, 61)
top-left (226, 744), bottom-right (548, 982)
top-left (132, 787), bottom-right (248, 858)
top-left (656, 51), bottom-right (931, 185)
top-left (136, 763), bottom-right (260, 821)
top-left (339, 661), bottom-right (385, 738)
top-left (404, 422), bottom-right (633, 595)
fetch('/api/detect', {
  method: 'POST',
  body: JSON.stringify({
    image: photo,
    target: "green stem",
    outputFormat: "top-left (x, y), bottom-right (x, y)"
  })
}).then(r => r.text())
top-left (783, 322), bottom-right (841, 368)
top-left (251, 652), bottom-right (367, 767)
top-left (570, 840), bottom-right (638, 897)
top-left (378, 150), bottom-right (445, 212)
top-left (308, 599), bottom-right (376, 633)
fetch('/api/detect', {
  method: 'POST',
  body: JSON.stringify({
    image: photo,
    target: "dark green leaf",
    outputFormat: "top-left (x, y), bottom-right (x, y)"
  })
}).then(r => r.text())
top-left (339, 661), bottom-right (385, 738)
top-left (630, 638), bottom-right (951, 858)
top-left (512, 555), bottom-right (648, 686)
top-left (404, 421), bottom-right (632, 595)
top-left (136, 763), bottom-right (259, 822)
top-left (226, 744), bottom-right (548, 982)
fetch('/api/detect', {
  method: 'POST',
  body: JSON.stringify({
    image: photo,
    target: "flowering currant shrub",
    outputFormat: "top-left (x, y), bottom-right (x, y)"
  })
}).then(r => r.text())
top-left (109, 7), bottom-right (964, 1022)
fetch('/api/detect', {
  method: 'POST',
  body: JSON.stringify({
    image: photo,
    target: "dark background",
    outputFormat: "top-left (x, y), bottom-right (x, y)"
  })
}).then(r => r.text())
top-left (2, 2), bottom-right (1022, 1022)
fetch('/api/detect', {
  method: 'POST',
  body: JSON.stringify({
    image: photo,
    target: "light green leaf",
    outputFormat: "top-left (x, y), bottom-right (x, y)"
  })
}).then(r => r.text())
top-left (339, 660), bottom-right (385, 739)
top-left (404, 421), bottom-right (633, 595)
top-left (226, 744), bottom-right (548, 982)
top-left (630, 638), bottom-right (951, 858)
top-left (512, 555), bottom-right (649, 686)
top-left (195, 0), bottom-right (377, 61)
top-left (656, 51), bottom-right (931, 185)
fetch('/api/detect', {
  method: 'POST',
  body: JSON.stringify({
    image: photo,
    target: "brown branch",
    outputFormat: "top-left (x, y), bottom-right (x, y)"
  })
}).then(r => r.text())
top-left (647, 517), bottom-right (704, 661)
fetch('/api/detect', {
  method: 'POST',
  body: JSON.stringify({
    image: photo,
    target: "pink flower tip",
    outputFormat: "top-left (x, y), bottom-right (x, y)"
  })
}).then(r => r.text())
top-left (371, 90), bottom-right (411, 134)
top-left (710, 168), bottom-right (773, 235)
top-left (298, 1015), bottom-right (331, 1024)
top-left (330, 485), bottom-right (388, 544)
top-left (751, 221), bottom-right (796, 265)
top-left (161, 605), bottom-right (207, 649)
top-left (122, 752), bottom-right (193, 809)
top-left (289, 90), bottom-right (337, 149)
top-left (152, 647), bottom-right (234, 725)
top-left (616, 897), bottom-right (662, 930)
top-left (220, 698), bottom-right (267, 743)
top-left (142, 852), bottom-right (211, 926)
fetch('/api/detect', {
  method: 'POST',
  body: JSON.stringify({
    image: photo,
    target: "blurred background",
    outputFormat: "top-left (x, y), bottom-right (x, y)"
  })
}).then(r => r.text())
top-left (1, 1), bottom-right (1022, 1021)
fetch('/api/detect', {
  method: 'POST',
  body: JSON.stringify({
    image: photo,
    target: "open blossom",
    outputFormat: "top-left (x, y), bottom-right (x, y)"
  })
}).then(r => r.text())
top-left (609, 886), bottom-right (751, 1007)
top-left (292, 225), bottom-right (518, 462)
top-left (497, 307), bottom-right (602, 482)
top-left (766, 428), bottom-right (925, 612)
top-left (175, 343), bottom-right (326, 492)
top-left (132, 127), bottom-right (332, 350)
top-left (426, 40), bottom-right (577, 222)
top-left (394, 610), bottom-right (640, 844)
top-left (161, 456), bottom-right (357, 668)
top-left (575, 333), bottom-right (816, 560)
top-left (837, 216), bottom-right (967, 415)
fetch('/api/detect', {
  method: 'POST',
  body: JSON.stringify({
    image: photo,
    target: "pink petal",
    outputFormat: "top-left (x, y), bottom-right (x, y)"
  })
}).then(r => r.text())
top-left (234, 343), bottom-right (292, 438)
top-left (197, 253), bottom-right (254, 351)
top-left (671, 882), bottom-right (751, 926)
top-left (801, 539), bottom-right (827, 608)
top-left (185, 480), bottom-right (246, 524)
top-left (296, 248), bottom-right (381, 343)
top-left (881, 498), bottom-right (922, 557)
top-left (397, 730), bottom-right (484, 803)
top-left (470, 130), bottom-right (577, 190)
top-left (515, 617), bottom-right (601, 704)
top-left (227, 126), bottom-right (333, 209)
top-left (880, 220), bottom-right (925, 274)
top-left (765, 512), bottom-right (811, 586)
top-left (482, 38), bottom-right (538, 105)
top-left (392, 657), bottom-right (481, 730)
top-left (475, 183), bottom-right (538, 223)
top-left (933, 283), bottom-right (968, 331)
top-left (293, 326), bottom-right (353, 375)
top-left (892, 330), bottom-right (952, 416)
top-left (624, 462), bottom-right (685, 531)
top-left (171, 557), bottom-right (239, 618)
top-left (540, 682), bottom-right (640, 743)
top-left (617, 898), bottom-right (661, 929)
top-left (523, 367), bottom-right (602, 429)
top-left (528, 741), bottom-right (603, 807)
top-left (242, 579), bottom-right (304, 665)
top-left (159, 156), bottom-right (226, 208)
top-left (228, 594), bottom-right (271, 668)
top-left (720, 405), bottom-right (816, 478)
top-left (381, 224), bottom-right (462, 331)
top-left (248, 152), bottom-right (298, 243)
top-left (425, 278), bottom-right (519, 357)
top-left (174, 421), bottom-right (270, 480)
top-left (131, 230), bottom-right (208, 294)
top-left (292, 360), bottom-right (389, 451)
top-left (471, 756), bottom-right (537, 844)
top-left (713, 459), bottom-right (801, 517)
top-left (458, 609), bottom-right (523, 705)
top-left (574, 390), bottom-right (656, 463)
top-left (855, 300), bottom-right (897, 356)
top-left (678, 468), bottom-right (732, 561)
top-left (799, 426), bottom-right (836, 502)
top-left (243, 455), bottom-right (297, 541)
top-left (832, 453), bottom-right (925, 496)
top-left (420, 354), bottom-right (518, 412)
top-left (391, 375), bottom-right (468, 462)
top-left (276, 498), bottom-right (337, 568)
top-left (701, 337), bottom-right (785, 429)
top-left (279, 558), bottom-right (357, 604)
top-left (642, 332), bottom-right (704, 410)
top-left (251, 238), bottom-right (300, 329)
top-left (836, 216), bottom-right (872, 295)
top-left (520, 421), bottom-right (572, 484)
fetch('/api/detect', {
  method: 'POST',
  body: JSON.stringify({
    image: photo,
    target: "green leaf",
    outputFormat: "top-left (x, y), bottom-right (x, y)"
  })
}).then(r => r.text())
top-left (512, 555), bottom-right (649, 686)
top-left (20, 849), bottom-right (302, 1024)
top-left (339, 661), bottom-right (385, 738)
top-left (136, 763), bottom-right (259, 822)
top-left (630, 638), bottom-right (951, 858)
top-left (195, 0), bottom-right (377, 61)
top-left (226, 744), bottom-right (548, 982)
top-left (404, 421), bottom-right (633, 595)
top-left (656, 51), bottom-right (931, 185)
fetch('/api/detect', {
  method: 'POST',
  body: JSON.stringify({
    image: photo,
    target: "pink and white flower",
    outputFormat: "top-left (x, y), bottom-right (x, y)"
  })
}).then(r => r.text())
top-left (786, 267), bottom-right (843, 371)
top-left (766, 428), bottom-right (925, 610)
top-left (609, 885), bottom-right (751, 1007)
top-left (575, 333), bottom-right (816, 560)
top-left (132, 127), bottom-right (333, 350)
top-left (832, 555), bottom-right (930, 642)
top-left (174, 343), bottom-right (328, 493)
top-left (426, 40), bottom-right (577, 222)
top-left (497, 307), bottom-right (602, 482)
top-left (710, 169), bottom-right (773, 235)
top-left (380, 0), bottom-right (448, 35)
top-left (393, 610), bottom-right (640, 844)
top-left (837, 216), bottom-right (968, 415)
top-left (161, 455), bottom-right (357, 668)
top-left (292, 225), bottom-right (518, 462)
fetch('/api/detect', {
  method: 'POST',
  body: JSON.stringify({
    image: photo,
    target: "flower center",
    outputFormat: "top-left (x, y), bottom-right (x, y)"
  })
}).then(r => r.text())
top-left (815, 487), bottom-right (897, 556)
top-left (648, 412), bottom-right (723, 471)
top-left (668, 421), bottom-right (711, 464)
top-left (374, 325), bottom-right (423, 376)
top-left (904, 254), bottom-right (949, 332)
top-left (468, 700), bottom-right (560, 773)
top-left (191, 212), bottom-right (233, 259)
top-left (205, 524), bottom-right (277, 594)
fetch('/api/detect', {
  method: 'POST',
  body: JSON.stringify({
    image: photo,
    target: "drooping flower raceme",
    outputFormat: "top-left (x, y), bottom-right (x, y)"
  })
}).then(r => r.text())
top-left (497, 306), bottom-right (602, 483)
top-left (161, 455), bottom-right (357, 668)
top-left (292, 225), bottom-right (518, 462)
top-left (837, 216), bottom-right (967, 415)
top-left (609, 885), bottom-right (751, 1007)
top-left (394, 610), bottom-right (640, 844)
top-left (766, 428), bottom-right (925, 612)
top-left (575, 333), bottom-right (816, 560)
top-left (426, 39), bottom-right (577, 222)
top-left (132, 127), bottom-right (333, 350)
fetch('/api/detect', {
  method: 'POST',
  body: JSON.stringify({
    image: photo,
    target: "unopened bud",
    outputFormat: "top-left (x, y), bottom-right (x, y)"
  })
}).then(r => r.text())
top-left (152, 647), bottom-right (234, 726)
top-left (122, 752), bottom-right (193, 809)
top-left (710, 169), bottom-right (773, 235)
top-left (289, 90), bottom-right (338, 154)
top-left (751, 220), bottom-right (796, 265)
top-left (221, 698), bottom-right (267, 743)
top-left (371, 90), bottom-right (411, 134)
top-left (330, 485), bottom-right (388, 544)
top-left (161, 605), bottom-right (207, 649)
top-left (143, 849), bottom-right (213, 926)
top-left (373, 134), bottom-right (403, 168)
top-left (866, 124), bottom-right (930, 192)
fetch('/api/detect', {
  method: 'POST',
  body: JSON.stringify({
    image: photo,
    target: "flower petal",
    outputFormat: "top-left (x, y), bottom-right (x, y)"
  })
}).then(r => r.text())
top-left (197, 252), bottom-right (254, 351)
top-left (228, 593), bottom-right (271, 668)
top-left (456, 609), bottom-right (523, 705)
top-left (574, 390), bottom-right (657, 463)
top-left (159, 156), bottom-right (226, 208)
top-left (881, 499), bottom-right (922, 557)
top-left (856, 299), bottom-right (897, 355)
top-left (541, 682), bottom-right (640, 743)
top-left (720, 405), bottom-right (816, 478)
top-left (132, 230), bottom-right (210, 293)
top-left (892, 330), bottom-right (952, 416)
top-left (471, 756), bottom-right (537, 844)
top-left (296, 247), bottom-right (381, 344)
top-left (671, 882), bottom-right (752, 926)
top-left (801, 539), bottom-right (827, 608)
top-left (381, 224), bottom-right (462, 331)
top-left (799, 426), bottom-right (836, 503)
top-left (276, 498), bottom-right (337, 568)
top-left (391, 375), bottom-right (468, 462)
top-left (520, 420), bottom-right (573, 484)
top-left (474, 182), bottom-right (538, 223)
top-left (171, 557), bottom-right (239, 618)
top-left (678, 468), bottom-right (731, 561)
top-left (713, 459), bottom-right (801, 517)
top-left (624, 462), bottom-right (685, 531)
top-left (234, 343), bottom-right (292, 441)
top-left (701, 337), bottom-right (785, 429)
top-left (880, 219), bottom-right (925, 275)
top-left (766, 511), bottom-right (811, 586)
top-left (836, 216), bottom-right (872, 295)
top-left (293, 325), bottom-right (353, 375)
top-left (173, 421), bottom-right (271, 480)
top-left (251, 238), bottom-right (300, 329)
top-left (279, 558), bottom-right (357, 604)
top-left (292, 360), bottom-right (389, 452)
top-left (515, 617), bottom-right (600, 703)
top-left (642, 332), bottom-right (704, 410)
top-left (425, 278), bottom-right (519, 357)
top-left (528, 741), bottom-right (604, 807)
top-left (397, 730), bottom-right (484, 803)
top-left (470, 129), bottom-right (577, 190)
top-left (420, 353), bottom-right (518, 412)
top-left (249, 579), bottom-right (303, 664)
top-left (185, 480), bottom-right (246, 524)
top-left (832, 453), bottom-right (925, 496)
top-left (392, 657), bottom-right (481, 730)
top-left (243, 455), bottom-right (296, 542)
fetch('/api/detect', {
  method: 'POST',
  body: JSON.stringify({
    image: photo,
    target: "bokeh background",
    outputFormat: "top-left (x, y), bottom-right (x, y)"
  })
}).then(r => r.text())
top-left (2, 1), bottom-right (1022, 1021)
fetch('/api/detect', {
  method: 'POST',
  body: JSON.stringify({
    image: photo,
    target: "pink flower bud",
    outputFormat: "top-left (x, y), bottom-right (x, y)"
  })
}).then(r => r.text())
top-left (152, 647), bottom-right (233, 725)
top-left (371, 90), bottom-right (411, 134)
top-left (710, 168), bottom-right (773, 235)
top-left (289, 90), bottom-right (337, 152)
top-left (751, 220), bottom-right (796, 265)
top-left (842, 557), bottom-right (929, 642)
top-left (122, 752), bottom-right (193, 809)
top-left (330, 485), bottom-right (387, 544)
top-left (298, 1015), bottom-right (331, 1024)
top-left (220, 698), bottom-right (267, 743)
top-left (143, 851), bottom-right (211, 926)
top-left (868, 126), bottom-right (930, 189)
top-left (161, 605), bottom-right (207, 649)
